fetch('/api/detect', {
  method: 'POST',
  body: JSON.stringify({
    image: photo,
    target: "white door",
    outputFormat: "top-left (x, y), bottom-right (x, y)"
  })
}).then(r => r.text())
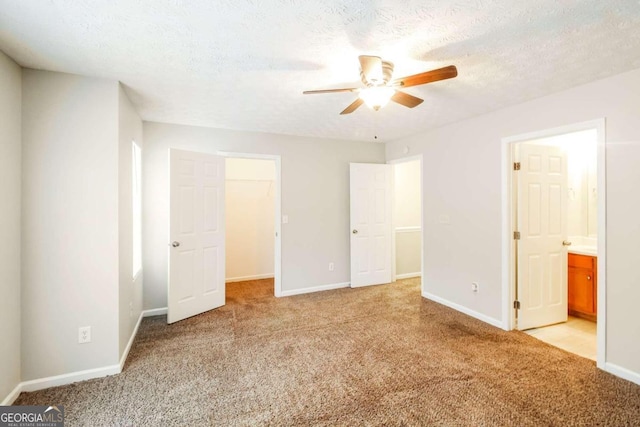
top-left (350, 163), bottom-right (392, 287)
top-left (517, 143), bottom-right (568, 330)
top-left (168, 149), bottom-right (225, 324)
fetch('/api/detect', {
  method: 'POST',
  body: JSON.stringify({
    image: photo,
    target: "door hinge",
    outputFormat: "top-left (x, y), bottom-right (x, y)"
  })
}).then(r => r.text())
top-left (513, 162), bottom-right (521, 171)
top-left (513, 231), bottom-right (521, 240)
top-left (513, 300), bottom-right (521, 310)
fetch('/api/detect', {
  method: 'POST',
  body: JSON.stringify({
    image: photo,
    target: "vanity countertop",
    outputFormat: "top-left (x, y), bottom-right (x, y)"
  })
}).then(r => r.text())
top-left (568, 245), bottom-right (597, 257)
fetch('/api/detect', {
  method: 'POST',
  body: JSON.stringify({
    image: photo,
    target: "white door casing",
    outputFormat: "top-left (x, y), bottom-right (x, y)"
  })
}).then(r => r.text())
top-left (350, 163), bottom-right (393, 287)
top-left (517, 143), bottom-right (568, 330)
top-left (168, 149), bottom-right (225, 323)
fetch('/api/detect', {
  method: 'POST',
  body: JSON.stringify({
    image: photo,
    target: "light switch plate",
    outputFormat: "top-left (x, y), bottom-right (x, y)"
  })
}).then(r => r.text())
top-left (438, 214), bottom-right (451, 225)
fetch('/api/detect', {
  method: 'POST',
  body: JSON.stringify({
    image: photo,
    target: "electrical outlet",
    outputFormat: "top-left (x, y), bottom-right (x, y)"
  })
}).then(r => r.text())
top-left (78, 326), bottom-right (91, 344)
top-left (329, 262), bottom-right (334, 271)
top-left (471, 282), bottom-right (479, 292)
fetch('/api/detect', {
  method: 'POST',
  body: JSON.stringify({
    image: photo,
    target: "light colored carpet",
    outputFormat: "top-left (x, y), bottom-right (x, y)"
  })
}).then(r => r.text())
top-left (15, 278), bottom-right (640, 426)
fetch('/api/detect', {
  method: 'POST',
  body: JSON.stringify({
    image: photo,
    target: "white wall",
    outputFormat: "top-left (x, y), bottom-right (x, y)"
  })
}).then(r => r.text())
top-left (118, 85), bottom-right (144, 358)
top-left (0, 50), bottom-right (22, 403)
top-left (21, 70), bottom-right (120, 380)
top-left (142, 122), bottom-right (385, 309)
top-left (393, 160), bottom-right (421, 277)
top-left (386, 67), bottom-right (640, 382)
top-left (226, 158), bottom-right (275, 282)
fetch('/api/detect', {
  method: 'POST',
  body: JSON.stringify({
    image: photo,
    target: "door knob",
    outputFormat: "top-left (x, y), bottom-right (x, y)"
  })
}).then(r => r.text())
top-left (172, 241), bottom-right (180, 247)
top-left (562, 240), bottom-right (572, 246)
top-left (352, 229), bottom-right (358, 234)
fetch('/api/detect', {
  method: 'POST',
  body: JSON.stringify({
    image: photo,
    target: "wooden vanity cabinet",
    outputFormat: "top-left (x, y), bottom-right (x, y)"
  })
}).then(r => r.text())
top-left (568, 254), bottom-right (597, 321)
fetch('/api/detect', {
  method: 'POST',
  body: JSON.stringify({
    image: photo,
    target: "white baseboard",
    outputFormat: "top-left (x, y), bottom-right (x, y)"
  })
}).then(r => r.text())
top-left (225, 273), bottom-right (274, 283)
top-left (142, 307), bottom-right (167, 317)
top-left (19, 364), bottom-right (121, 394)
top-left (1, 383), bottom-right (22, 406)
top-left (279, 281), bottom-right (350, 297)
top-left (396, 272), bottom-right (421, 280)
top-left (422, 291), bottom-right (505, 329)
top-left (604, 362), bottom-right (640, 386)
top-left (2, 307), bottom-right (170, 401)
top-left (1, 313), bottom-right (149, 403)
top-left (119, 311), bottom-right (144, 370)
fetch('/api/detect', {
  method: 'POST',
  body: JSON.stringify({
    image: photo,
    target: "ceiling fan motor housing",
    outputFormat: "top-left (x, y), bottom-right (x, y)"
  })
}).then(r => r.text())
top-left (361, 60), bottom-right (394, 86)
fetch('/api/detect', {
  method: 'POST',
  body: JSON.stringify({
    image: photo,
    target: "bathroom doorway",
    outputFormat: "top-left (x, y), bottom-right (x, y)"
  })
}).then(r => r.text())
top-left (503, 120), bottom-right (605, 365)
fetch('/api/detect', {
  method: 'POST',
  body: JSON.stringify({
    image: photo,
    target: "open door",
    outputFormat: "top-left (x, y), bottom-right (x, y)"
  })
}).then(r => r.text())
top-left (350, 163), bottom-right (392, 287)
top-left (516, 143), bottom-right (568, 330)
top-left (168, 149), bottom-right (225, 323)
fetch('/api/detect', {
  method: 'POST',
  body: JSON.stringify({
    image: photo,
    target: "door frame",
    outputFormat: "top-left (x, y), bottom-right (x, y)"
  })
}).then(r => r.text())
top-left (501, 119), bottom-right (606, 368)
top-left (387, 154), bottom-right (424, 295)
top-left (217, 151), bottom-right (283, 297)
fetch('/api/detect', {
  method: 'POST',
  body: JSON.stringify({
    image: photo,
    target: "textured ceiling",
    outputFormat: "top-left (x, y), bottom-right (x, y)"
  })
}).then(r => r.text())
top-left (2, 1), bottom-right (640, 142)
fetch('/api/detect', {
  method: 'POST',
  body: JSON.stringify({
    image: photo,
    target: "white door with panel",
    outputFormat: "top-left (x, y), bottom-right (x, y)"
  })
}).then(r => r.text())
top-left (350, 163), bottom-right (392, 287)
top-left (517, 143), bottom-right (568, 330)
top-left (169, 149), bottom-right (226, 324)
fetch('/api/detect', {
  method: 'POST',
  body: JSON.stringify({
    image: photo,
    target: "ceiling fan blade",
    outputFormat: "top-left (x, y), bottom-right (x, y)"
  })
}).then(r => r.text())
top-left (303, 88), bottom-right (359, 95)
top-left (359, 55), bottom-right (383, 83)
top-left (340, 98), bottom-right (364, 115)
top-left (390, 91), bottom-right (424, 108)
top-left (392, 65), bottom-right (458, 88)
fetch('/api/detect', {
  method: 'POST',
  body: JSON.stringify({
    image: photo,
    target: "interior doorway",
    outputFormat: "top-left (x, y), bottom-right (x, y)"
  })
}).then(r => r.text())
top-left (503, 120), bottom-right (605, 366)
top-left (223, 154), bottom-right (281, 297)
top-left (389, 156), bottom-right (423, 288)
top-left (167, 150), bottom-right (281, 324)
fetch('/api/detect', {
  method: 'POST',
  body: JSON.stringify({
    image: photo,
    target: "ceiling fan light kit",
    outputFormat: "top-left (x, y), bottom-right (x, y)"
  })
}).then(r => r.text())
top-left (359, 86), bottom-right (396, 111)
top-left (303, 55), bottom-right (458, 115)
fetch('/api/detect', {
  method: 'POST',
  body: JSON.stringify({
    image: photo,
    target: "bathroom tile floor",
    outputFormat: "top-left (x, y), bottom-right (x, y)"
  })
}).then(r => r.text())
top-left (524, 316), bottom-right (597, 361)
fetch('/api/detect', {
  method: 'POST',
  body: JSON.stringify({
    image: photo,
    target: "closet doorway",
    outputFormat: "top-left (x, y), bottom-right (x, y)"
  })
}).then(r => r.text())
top-left (224, 154), bottom-right (281, 297)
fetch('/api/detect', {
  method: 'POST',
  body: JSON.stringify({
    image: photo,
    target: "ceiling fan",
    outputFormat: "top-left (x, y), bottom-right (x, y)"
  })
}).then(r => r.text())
top-left (303, 55), bottom-right (457, 114)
